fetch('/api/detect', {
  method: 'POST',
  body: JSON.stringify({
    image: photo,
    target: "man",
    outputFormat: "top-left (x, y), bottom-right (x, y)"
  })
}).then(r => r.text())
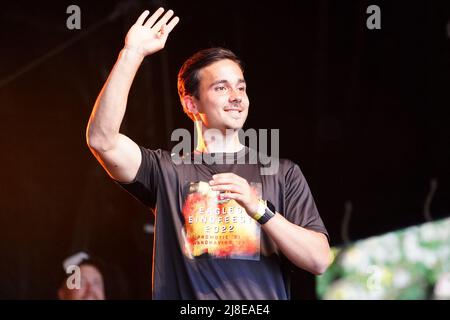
top-left (86, 8), bottom-right (330, 299)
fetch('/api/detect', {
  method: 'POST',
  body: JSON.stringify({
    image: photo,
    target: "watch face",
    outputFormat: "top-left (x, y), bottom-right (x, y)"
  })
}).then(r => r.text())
top-left (266, 200), bottom-right (276, 214)
top-left (258, 200), bottom-right (276, 225)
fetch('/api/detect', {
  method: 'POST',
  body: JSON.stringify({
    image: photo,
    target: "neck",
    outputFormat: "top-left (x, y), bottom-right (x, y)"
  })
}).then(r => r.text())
top-left (194, 120), bottom-right (244, 153)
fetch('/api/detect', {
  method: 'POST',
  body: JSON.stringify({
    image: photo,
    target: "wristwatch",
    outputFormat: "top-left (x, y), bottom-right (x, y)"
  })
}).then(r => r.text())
top-left (253, 199), bottom-right (276, 225)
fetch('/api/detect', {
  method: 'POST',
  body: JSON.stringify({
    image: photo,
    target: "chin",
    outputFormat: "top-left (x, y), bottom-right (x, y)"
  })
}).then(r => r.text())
top-left (225, 123), bottom-right (244, 131)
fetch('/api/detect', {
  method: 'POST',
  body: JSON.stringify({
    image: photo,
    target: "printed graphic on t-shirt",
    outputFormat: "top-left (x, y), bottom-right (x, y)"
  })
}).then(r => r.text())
top-left (182, 181), bottom-right (261, 260)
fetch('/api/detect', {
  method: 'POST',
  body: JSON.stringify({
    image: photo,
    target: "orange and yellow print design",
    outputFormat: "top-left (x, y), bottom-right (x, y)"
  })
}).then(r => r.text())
top-left (182, 181), bottom-right (261, 260)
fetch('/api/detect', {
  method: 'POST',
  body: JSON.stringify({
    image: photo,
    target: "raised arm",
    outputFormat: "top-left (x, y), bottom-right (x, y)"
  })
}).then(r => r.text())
top-left (86, 8), bottom-right (179, 182)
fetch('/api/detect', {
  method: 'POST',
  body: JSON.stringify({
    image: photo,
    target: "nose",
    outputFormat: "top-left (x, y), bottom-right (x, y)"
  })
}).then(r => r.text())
top-left (229, 88), bottom-right (242, 103)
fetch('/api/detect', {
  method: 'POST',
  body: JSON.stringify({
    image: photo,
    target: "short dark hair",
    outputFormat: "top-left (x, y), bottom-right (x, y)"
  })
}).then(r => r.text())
top-left (177, 47), bottom-right (244, 120)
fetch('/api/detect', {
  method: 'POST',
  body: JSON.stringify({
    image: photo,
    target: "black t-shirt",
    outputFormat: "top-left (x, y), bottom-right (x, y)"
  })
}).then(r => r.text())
top-left (117, 146), bottom-right (328, 300)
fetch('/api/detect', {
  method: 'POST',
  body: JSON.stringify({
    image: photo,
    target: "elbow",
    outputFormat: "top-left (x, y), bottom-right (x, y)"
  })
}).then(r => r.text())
top-left (86, 134), bottom-right (104, 152)
top-left (312, 259), bottom-right (330, 276)
top-left (86, 126), bottom-right (114, 153)
top-left (86, 123), bottom-right (98, 150)
top-left (87, 137), bottom-right (114, 153)
top-left (293, 251), bottom-right (331, 276)
top-left (311, 247), bottom-right (332, 276)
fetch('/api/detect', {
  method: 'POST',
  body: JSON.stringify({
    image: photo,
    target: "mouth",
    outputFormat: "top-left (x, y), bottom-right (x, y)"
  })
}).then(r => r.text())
top-left (224, 107), bottom-right (243, 116)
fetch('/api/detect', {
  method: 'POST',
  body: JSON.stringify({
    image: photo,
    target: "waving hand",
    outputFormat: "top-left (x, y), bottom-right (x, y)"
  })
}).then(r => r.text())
top-left (125, 8), bottom-right (180, 57)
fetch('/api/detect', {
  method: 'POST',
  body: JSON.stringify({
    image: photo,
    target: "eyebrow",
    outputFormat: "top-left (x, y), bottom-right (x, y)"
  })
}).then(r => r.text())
top-left (209, 79), bottom-right (246, 88)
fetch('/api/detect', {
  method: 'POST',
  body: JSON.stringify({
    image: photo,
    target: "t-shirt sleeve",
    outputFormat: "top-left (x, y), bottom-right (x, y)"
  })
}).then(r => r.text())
top-left (114, 146), bottom-right (160, 209)
top-left (283, 163), bottom-right (329, 242)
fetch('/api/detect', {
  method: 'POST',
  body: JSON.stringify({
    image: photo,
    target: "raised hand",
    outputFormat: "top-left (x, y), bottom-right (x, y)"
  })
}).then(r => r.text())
top-left (124, 8), bottom-right (180, 58)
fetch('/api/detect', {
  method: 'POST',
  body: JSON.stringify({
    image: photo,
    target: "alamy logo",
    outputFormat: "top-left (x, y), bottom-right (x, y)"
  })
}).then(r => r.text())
top-left (66, 5), bottom-right (81, 30)
top-left (65, 265), bottom-right (81, 290)
top-left (366, 5), bottom-right (381, 30)
top-left (170, 124), bottom-right (280, 175)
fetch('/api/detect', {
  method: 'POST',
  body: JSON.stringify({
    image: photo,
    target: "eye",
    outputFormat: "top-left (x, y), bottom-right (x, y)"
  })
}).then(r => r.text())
top-left (238, 86), bottom-right (246, 92)
top-left (215, 86), bottom-right (227, 91)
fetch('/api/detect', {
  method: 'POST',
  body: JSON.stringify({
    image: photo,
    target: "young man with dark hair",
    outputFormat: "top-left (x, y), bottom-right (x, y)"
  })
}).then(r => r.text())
top-left (177, 47), bottom-right (243, 120)
top-left (86, 8), bottom-right (330, 300)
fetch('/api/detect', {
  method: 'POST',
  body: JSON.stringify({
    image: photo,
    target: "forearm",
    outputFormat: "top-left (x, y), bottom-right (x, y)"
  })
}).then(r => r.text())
top-left (262, 214), bottom-right (330, 275)
top-left (86, 48), bottom-right (144, 151)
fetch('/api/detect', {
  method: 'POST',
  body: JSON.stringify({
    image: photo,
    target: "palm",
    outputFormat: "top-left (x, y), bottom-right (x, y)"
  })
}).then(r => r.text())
top-left (125, 8), bottom-right (180, 57)
top-left (126, 24), bottom-right (165, 54)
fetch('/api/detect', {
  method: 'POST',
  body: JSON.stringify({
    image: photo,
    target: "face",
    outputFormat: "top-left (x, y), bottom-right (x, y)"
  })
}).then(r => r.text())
top-left (189, 59), bottom-right (249, 132)
top-left (58, 264), bottom-right (105, 300)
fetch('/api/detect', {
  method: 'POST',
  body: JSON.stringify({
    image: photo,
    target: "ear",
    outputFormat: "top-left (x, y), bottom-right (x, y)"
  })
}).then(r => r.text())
top-left (183, 95), bottom-right (199, 115)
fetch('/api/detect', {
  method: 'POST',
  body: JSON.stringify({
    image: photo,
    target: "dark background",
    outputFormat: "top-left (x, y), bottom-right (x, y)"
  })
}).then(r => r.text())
top-left (0, 0), bottom-right (449, 299)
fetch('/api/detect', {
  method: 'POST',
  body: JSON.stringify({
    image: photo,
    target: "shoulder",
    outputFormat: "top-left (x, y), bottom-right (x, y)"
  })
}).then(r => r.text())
top-left (277, 159), bottom-right (306, 185)
top-left (248, 147), bottom-right (302, 179)
top-left (279, 158), bottom-right (297, 171)
top-left (135, 147), bottom-right (176, 175)
top-left (139, 147), bottom-right (173, 162)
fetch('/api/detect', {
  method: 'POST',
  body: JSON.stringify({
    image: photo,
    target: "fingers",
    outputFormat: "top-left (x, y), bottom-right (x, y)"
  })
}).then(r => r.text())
top-left (165, 16), bottom-right (180, 34)
top-left (135, 10), bottom-right (150, 25)
top-left (211, 173), bottom-right (234, 182)
top-left (210, 173), bottom-right (247, 186)
top-left (143, 7), bottom-right (165, 27)
top-left (220, 192), bottom-right (243, 202)
top-left (211, 184), bottom-right (241, 193)
top-left (152, 9), bottom-right (174, 32)
top-left (209, 174), bottom-right (244, 193)
top-left (140, 8), bottom-right (179, 36)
